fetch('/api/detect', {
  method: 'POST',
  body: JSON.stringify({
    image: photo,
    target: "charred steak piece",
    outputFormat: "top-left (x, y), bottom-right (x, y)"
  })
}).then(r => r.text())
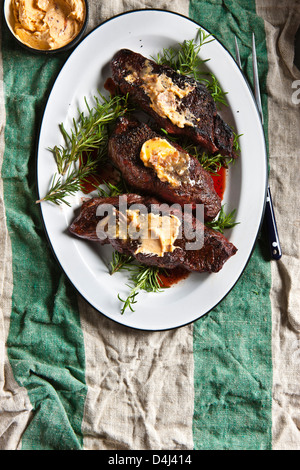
top-left (69, 194), bottom-right (145, 242)
top-left (111, 48), bottom-right (237, 158)
top-left (108, 116), bottom-right (221, 222)
top-left (69, 194), bottom-right (237, 273)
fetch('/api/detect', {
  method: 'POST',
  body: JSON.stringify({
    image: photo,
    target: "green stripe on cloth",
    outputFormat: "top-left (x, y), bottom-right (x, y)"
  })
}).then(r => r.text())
top-left (189, 0), bottom-right (272, 450)
top-left (1, 24), bottom-right (87, 450)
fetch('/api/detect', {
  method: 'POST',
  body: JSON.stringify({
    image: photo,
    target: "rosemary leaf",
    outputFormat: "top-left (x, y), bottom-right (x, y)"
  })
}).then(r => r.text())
top-left (233, 131), bottom-right (243, 154)
top-left (40, 92), bottom-right (134, 206)
top-left (159, 130), bottom-right (234, 173)
top-left (205, 205), bottom-right (239, 233)
top-left (109, 251), bottom-right (134, 275)
top-left (152, 29), bottom-right (227, 107)
top-left (97, 177), bottom-right (130, 198)
top-left (51, 92), bottom-right (132, 176)
top-left (153, 29), bottom-right (214, 79)
top-left (36, 152), bottom-right (101, 206)
top-left (109, 251), bottom-right (165, 314)
top-left (198, 151), bottom-right (234, 173)
top-left (118, 264), bottom-right (163, 315)
top-left (206, 73), bottom-right (228, 107)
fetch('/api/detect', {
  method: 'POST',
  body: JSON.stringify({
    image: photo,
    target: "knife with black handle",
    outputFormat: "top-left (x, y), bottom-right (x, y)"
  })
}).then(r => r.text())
top-left (235, 35), bottom-right (282, 260)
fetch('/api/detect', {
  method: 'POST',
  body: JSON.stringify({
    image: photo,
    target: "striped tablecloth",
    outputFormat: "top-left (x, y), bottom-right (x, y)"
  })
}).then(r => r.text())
top-left (0, 0), bottom-right (299, 450)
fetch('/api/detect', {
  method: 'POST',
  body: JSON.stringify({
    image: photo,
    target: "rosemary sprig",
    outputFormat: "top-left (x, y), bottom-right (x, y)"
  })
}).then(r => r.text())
top-left (232, 131), bottom-right (243, 155)
top-left (117, 264), bottom-right (163, 315)
top-left (154, 29), bottom-right (213, 79)
top-left (97, 177), bottom-right (130, 198)
top-left (109, 251), bottom-right (134, 274)
top-left (183, 142), bottom-right (234, 173)
top-left (205, 73), bottom-right (228, 107)
top-left (160, 130), bottom-right (233, 173)
top-left (199, 151), bottom-right (234, 173)
top-left (36, 152), bottom-right (102, 206)
top-left (51, 92), bottom-right (131, 176)
top-left (206, 205), bottom-right (239, 233)
top-left (198, 152), bottom-right (235, 173)
top-left (153, 29), bottom-right (227, 107)
top-left (39, 92), bottom-right (133, 206)
top-left (108, 251), bottom-right (165, 314)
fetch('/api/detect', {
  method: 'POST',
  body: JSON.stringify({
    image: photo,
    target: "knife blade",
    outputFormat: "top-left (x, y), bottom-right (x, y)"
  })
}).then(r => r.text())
top-left (235, 35), bottom-right (282, 260)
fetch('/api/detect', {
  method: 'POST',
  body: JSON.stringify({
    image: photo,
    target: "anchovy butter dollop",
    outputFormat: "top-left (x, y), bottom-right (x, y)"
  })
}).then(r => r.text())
top-left (140, 137), bottom-right (193, 187)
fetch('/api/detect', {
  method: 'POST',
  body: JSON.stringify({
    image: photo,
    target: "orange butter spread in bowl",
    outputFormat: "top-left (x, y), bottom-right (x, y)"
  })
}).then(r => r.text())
top-left (11, 0), bottom-right (86, 50)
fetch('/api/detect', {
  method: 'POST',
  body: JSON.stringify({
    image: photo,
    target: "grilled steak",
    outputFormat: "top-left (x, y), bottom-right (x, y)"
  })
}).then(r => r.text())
top-left (108, 116), bottom-right (221, 221)
top-left (111, 48), bottom-right (237, 158)
top-left (69, 194), bottom-right (237, 273)
top-left (69, 194), bottom-right (143, 242)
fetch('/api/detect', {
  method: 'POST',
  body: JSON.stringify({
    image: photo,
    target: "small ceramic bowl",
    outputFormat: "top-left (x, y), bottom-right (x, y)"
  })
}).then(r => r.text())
top-left (3, 0), bottom-right (88, 54)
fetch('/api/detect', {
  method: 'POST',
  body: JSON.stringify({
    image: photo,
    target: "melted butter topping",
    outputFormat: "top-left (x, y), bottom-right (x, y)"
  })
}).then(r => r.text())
top-left (125, 60), bottom-right (195, 128)
top-left (140, 137), bottom-right (192, 187)
top-left (127, 210), bottom-right (181, 257)
top-left (97, 208), bottom-right (181, 257)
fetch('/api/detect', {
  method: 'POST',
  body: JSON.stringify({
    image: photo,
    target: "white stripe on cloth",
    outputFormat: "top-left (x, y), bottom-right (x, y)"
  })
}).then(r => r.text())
top-left (256, 0), bottom-right (300, 450)
top-left (78, 1), bottom-right (194, 450)
top-left (86, 0), bottom-right (191, 32)
top-left (79, 298), bottom-right (194, 450)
